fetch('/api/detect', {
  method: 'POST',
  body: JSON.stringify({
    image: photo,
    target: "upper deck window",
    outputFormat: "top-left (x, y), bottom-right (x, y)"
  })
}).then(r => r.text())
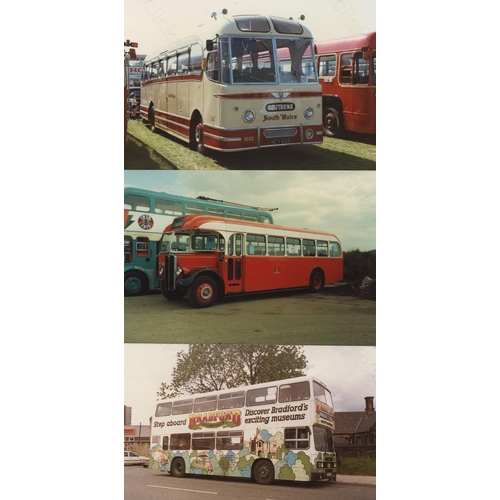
top-left (235, 16), bottom-right (271, 32)
top-left (270, 17), bottom-right (304, 35)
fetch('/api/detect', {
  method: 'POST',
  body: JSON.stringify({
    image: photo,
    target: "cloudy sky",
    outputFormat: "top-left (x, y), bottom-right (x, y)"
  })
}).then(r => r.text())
top-left (125, 170), bottom-right (376, 251)
top-left (125, 0), bottom-right (376, 57)
top-left (125, 343), bottom-right (375, 424)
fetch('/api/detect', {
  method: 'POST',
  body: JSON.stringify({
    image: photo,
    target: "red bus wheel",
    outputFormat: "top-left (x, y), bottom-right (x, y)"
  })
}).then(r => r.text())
top-left (323, 107), bottom-right (341, 137)
top-left (188, 276), bottom-right (218, 308)
top-left (310, 271), bottom-right (325, 292)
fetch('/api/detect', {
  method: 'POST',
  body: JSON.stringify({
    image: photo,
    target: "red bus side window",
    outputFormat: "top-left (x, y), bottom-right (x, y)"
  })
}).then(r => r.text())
top-left (340, 53), bottom-right (353, 84)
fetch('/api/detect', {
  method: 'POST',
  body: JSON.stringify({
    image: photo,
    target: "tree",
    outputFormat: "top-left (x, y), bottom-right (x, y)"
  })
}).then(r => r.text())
top-left (157, 344), bottom-right (307, 399)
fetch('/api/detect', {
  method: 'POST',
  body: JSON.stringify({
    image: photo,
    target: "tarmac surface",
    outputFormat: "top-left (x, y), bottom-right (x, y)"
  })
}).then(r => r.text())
top-left (336, 475), bottom-right (376, 487)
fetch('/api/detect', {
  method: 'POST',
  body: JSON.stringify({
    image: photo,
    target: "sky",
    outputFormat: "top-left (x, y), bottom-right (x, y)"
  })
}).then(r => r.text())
top-left (125, 0), bottom-right (376, 57)
top-left (124, 170), bottom-right (376, 251)
top-left (125, 344), bottom-right (375, 424)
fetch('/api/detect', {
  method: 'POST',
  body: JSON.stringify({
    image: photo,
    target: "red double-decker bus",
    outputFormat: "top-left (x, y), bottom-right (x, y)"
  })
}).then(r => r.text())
top-left (316, 32), bottom-right (376, 137)
top-left (157, 215), bottom-right (343, 308)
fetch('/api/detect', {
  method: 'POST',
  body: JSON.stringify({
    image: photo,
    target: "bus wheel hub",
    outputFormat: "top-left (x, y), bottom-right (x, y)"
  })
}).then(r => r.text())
top-left (199, 285), bottom-right (213, 299)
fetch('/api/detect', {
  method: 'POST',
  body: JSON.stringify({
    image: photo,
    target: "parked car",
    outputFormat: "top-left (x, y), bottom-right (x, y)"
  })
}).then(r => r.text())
top-left (124, 450), bottom-right (148, 466)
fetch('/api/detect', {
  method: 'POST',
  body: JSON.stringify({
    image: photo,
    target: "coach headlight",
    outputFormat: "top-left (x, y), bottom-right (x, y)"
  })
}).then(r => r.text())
top-left (304, 107), bottom-right (314, 119)
top-left (305, 128), bottom-right (314, 139)
top-left (243, 108), bottom-right (256, 123)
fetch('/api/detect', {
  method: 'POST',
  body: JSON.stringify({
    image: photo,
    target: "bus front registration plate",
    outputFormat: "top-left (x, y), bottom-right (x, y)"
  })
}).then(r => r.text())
top-left (270, 138), bottom-right (292, 145)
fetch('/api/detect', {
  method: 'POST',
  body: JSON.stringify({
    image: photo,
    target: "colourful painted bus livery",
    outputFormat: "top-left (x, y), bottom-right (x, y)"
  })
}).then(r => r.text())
top-left (148, 375), bottom-right (338, 484)
top-left (158, 214), bottom-right (343, 307)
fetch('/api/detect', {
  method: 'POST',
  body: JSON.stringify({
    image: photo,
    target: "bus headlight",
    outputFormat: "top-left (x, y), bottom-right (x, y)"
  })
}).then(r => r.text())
top-left (305, 128), bottom-right (314, 139)
top-left (158, 266), bottom-right (164, 276)
top-left (176, 267), bottom-right (184, 276)
top-left (304, 107), bottom-right (314, 119)
top-left (243, 109), bottom-right (256, 123)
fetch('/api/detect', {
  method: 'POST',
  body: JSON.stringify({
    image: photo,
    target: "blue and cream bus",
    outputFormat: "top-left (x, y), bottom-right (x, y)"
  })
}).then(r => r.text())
top-left (124, 187), bottom-right (277, 295)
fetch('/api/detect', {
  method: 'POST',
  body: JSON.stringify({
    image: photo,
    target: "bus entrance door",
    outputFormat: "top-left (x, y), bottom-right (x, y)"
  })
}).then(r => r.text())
top-left (224, 234), bottom-right (243, 294)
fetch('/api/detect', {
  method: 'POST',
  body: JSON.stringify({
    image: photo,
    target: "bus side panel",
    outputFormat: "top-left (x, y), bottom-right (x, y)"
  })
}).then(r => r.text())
top-left (202, 79), bottom-right (222, 133)
top-left (241, 256), bottom-right (288, 292)
top-left (350, 87), bottom-right (376, 134)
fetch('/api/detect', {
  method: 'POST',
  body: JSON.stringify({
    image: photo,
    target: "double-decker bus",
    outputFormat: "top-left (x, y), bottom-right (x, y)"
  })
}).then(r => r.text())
top-left (316, 32), bottom-right (376, 137)
top-left (140, 11), bottom-right (323, 153)
top-left (157, 214), bottom-right (343, 307)
top-left (148, 375), bottom-right (338, 484)
top-left (124, 188), bottom-right (277, 296)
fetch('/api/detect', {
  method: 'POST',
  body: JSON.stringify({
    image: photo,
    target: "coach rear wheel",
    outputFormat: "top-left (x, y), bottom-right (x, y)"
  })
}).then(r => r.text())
top-left (188, 276), bottom-right (218, 308)
top-left (194, 120), bottom-right (206, 154)
top-left (309, 270), bottom-right (325, 292)
top-left (323, 107), bottom-right (341, 137)
top-left (148, 106), bottom-right (156, 132)
top-left (252, 460), bottom-right (274, 485)
top-left (170, 458), bottom-right (186, 478)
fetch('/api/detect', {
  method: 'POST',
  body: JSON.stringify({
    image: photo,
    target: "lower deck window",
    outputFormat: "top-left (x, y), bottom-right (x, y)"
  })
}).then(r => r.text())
top-left (284, 427), bottom-right (310, 449)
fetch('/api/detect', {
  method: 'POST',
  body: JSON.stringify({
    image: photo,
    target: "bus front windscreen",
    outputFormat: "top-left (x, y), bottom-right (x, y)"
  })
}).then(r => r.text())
top-left (313, 381), bottom-right (333, 407)
top-left (160, 232), bottom-right (191, 253)
top-left (313, 425), bottom-right (335, 452)
top-left (221, 37), bottom-right (318, 84)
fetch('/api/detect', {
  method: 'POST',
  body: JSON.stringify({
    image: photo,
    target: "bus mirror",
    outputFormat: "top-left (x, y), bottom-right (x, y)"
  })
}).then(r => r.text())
top-left (219, 252), bottom-right (224, 261)
top-left (206, 40), bottom-right (214, 51)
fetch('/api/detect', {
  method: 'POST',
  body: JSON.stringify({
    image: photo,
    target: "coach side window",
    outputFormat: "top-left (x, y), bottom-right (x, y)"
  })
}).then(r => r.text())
top-left (206, 51), bottom-right (219, 82)
top-left (190, 44), bottom-right (203, 73)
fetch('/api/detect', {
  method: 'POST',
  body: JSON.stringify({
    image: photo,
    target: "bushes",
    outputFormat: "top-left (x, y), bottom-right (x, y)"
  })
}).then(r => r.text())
top-left (343, 249), bottom-right (376, 284)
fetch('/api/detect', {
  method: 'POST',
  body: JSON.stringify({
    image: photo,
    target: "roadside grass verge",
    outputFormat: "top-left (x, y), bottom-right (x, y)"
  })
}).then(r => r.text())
top-left (337, 457), bottom-right (376, 476)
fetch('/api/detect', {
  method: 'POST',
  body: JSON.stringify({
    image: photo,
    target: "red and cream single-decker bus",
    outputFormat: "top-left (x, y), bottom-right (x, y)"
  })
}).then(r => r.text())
top-left (157, 214), bottom-right (343, 307)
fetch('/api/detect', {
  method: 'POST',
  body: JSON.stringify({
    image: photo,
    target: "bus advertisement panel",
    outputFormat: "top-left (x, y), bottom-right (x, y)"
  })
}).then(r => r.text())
top-left (148, 376), bottom-right (337, 484)
top-left (157, 215), bottom-right (343, 307)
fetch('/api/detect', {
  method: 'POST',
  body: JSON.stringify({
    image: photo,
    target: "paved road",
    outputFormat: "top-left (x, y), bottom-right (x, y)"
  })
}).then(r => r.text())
top-left (125, 466), bottom-right (376, 500)
top-left (124, 287), bottom-right (376, 345)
